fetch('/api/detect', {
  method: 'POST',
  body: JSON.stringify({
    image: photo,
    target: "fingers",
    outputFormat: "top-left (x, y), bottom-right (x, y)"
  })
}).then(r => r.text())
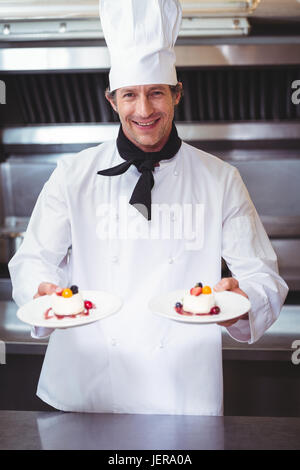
top-left (34, 282), bottom-right (62, 299)
top-left (217, 318), bottom-right (239, 327)
top-left (214, 277), bottom-right (249, 326)
top-left (214, 277), bottom-right (249, 300)
top-left (214, 277), bottom-right (239, 292)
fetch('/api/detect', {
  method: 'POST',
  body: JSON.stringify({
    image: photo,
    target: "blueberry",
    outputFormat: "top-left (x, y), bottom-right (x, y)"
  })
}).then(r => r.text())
top-left (175, 302), bottom-right (182, 308)
top-left (70, 285), bottom-right (78, 294)
top-left (195, 282), bottom-right (203, 288)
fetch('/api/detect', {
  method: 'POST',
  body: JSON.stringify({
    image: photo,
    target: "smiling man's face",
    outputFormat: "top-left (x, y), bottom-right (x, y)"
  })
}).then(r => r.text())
top-left (106, 84), bottom-right (181, 153)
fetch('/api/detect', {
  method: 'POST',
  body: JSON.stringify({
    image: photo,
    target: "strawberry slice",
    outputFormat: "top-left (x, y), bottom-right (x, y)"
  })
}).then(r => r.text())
top-left (190, 286), bottom-right (202, 296)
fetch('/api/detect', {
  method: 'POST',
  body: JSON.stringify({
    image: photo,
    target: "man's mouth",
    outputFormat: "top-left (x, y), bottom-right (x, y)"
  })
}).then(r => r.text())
top-left (132, 118), bottom-right (160, 129)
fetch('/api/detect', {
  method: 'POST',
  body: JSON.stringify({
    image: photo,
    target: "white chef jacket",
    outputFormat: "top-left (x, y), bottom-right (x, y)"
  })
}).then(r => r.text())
top-left (8, 139), bottom-right (288, 415)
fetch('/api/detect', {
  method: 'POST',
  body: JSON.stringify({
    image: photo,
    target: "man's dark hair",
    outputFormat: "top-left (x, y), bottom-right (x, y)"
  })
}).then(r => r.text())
top-left (105, 82), bottom-right (183, 105)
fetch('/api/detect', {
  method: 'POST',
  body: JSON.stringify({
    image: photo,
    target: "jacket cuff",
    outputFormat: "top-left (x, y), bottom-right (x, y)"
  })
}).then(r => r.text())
top-left (31, 326), bottom-right (54, 339)
top-left (226, 317), bottom-right (251, 343)
top-left (226, 282), bottom-right (274, 344)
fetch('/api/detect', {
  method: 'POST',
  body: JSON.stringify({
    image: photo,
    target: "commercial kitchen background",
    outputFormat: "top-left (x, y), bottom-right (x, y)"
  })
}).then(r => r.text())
top-left (0, 0), bottom-right (300, 418)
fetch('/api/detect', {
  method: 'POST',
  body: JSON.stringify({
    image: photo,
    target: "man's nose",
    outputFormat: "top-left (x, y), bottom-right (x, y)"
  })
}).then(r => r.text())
top-left (136, 95), bottom-right (153, 117)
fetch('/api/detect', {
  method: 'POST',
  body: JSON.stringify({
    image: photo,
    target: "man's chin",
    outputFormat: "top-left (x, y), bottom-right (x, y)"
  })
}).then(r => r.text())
top-left (123, 124), bottom-right (169, 152)
top-left (132, 134), bottom-right (166, 152)
top-left (136, 139), bottom-right (159, 149)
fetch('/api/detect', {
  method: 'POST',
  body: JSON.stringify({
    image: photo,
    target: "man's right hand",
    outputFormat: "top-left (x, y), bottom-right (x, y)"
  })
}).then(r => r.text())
top-left (33, 282), bottom-right (63, 299)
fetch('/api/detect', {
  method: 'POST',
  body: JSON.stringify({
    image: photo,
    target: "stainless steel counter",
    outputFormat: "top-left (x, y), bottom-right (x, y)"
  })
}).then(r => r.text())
top-left (1, 410), bottom-right (300, 450)
top-left (0, 299), bottom-right (299, 361)
top-left (0, 300), bottom-right (48, 355)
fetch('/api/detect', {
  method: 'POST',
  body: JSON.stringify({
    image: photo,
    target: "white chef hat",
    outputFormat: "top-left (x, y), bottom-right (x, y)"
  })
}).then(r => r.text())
top-left (99, 0), bottom-right (182, 91)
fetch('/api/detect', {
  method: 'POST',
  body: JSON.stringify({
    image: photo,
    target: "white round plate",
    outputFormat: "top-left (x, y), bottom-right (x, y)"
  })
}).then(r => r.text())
top-left (17, 290), bottom-right (123, 329)
top-left (148, 289), bottom-right (251, 324)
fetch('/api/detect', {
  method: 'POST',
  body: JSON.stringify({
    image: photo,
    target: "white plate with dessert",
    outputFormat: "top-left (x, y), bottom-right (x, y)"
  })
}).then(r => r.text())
top-left (17, 285), bottom-right (123, 329)
top-left (149, 282), bottom-right (251, 324)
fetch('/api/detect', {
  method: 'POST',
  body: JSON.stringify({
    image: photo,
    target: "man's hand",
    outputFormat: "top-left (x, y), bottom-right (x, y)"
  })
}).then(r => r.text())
top-left (214, 277), bottom-right (249, 327)
top-left (33, 282), bottom-right (62, 299)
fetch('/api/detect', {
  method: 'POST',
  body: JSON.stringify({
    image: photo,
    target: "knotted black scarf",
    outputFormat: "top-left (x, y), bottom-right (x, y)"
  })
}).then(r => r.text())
top-left (97, 122), bottom-right (182, 220)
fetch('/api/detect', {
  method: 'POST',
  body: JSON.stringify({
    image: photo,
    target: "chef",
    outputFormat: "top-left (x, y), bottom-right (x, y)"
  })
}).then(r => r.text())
top-left (9, 0), bottom-right (288, 415)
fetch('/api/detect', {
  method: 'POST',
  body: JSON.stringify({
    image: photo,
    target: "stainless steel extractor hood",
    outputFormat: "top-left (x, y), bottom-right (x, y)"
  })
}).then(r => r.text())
top-left (0, 0), bottom-right (272, 41)
top-left (2, 0), bottom-right (299, 21)
top-left (0, 0), bottom-right (300, 292)
top-left (0, 0), bottom-right (299, 42)
top-left (0, 0), bottom-right (261, 19)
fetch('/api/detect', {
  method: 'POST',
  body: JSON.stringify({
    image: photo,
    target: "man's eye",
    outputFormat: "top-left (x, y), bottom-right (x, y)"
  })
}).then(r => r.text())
top-left (123, 93), bottom-right (134, 98)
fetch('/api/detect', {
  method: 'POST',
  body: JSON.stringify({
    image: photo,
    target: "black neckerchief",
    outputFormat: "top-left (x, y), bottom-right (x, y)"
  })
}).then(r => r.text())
top-left (97, 121), bottom-right (182, 220)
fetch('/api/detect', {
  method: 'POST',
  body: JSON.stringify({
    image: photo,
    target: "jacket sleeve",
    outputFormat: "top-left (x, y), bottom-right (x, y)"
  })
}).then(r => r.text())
top-left (221, 167), bottom-right (289, 344)
top-left (8, 160), bottom-right (71, 337)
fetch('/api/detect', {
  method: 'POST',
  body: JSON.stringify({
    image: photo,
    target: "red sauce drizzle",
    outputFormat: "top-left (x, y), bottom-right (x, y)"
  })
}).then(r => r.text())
top-left (44, 301), bottom-right (95, 320)
top-left (174, 306), bottom-right (220, 316)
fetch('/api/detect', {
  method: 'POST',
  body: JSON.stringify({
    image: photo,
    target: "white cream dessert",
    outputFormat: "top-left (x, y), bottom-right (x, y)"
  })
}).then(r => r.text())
top-left (182, 292), bottom-right (215, 314)
top-left (50, 285), bottom-right (85, 316)
top-left (44, 285), bottom-right (95, 321)
top-left (175, 283), bottom-right (220, 316)
top-left (51, 291), bottom-right (85, 316)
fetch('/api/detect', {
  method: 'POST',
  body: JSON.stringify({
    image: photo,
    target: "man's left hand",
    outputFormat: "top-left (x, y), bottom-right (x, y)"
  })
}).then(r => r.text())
top-left (214, 277), bottom-right (249, 327)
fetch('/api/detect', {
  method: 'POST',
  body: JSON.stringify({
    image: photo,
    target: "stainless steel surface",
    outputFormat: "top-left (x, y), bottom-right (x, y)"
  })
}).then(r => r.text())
top-left (2, 122), bottom-right (300, 146)
top-left (180, 0), bottom-right (260, 15)
top-left (222, 305), bottom-right (300, 360)
top-left (260, 216), bottom-right (300, 238)
top-left (175, 122), bottom-right (300, 142)
top-left (232, 160), bottom-right (300, 217)
top-left (0, 17), bottom-right (251, 42)
top-left (0, 217), bottom-right (28, 263)
top-left (0, 153), bottom-right (55, 262)
top-left (1, 125), bottom-right (118, 146)
top-left (1, 0), bottom-right (299, 20)
top-left (0, 278), bottom-right (12, 300)
top-left (0, 19), bottom-right (103, 42)
top-left (0, 0), bottom-right (299, 43)
top-left (0, 1), bottom-right (98, 20)
top-left (0, 46), bottom-right (111, 72)
top-left (254, 0), bottom-right (300, 19)
top-left (271, 239), bottom-right (300, 291)
top-left (0, 0), bottom-right (262, 20)
top-left (2, 65), bottom-right (300, 122)
top-left (175, 43), bottom-right (300, 66)
top-left (1, 410), bottom-right (300, 450)
top-left (0, 236), bottom-right (23, 264)
top-left (0, 156), bottom-right (56, 218)
top-left (0, 300), bottom-right (32, 342)
top-left (1, 43), bottom-right (300, 71)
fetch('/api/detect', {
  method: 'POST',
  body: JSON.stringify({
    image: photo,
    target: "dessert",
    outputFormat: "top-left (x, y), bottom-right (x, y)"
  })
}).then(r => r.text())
top-left (44, 285), bottom-right (95, 320)
top-left (174, 283), bottom-right (220, 316)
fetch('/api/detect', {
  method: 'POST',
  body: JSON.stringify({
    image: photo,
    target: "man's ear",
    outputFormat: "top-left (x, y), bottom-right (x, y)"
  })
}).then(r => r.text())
top-left (105, 91), bottom-right (118, 113)
top-left (175, 82), bottom-right (183, 106)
